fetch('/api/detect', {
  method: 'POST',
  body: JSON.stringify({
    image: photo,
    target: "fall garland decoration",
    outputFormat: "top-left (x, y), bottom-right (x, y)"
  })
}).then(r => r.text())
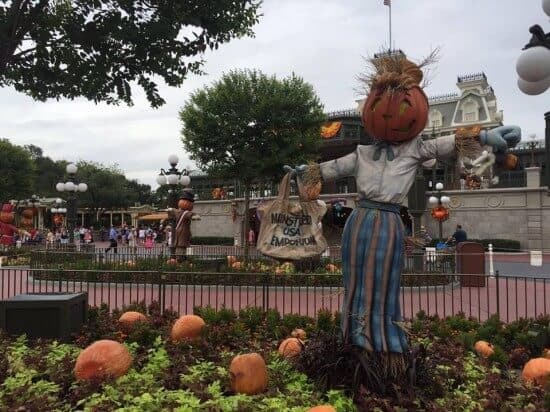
top-left (431, 206), bottom-right (449, 222)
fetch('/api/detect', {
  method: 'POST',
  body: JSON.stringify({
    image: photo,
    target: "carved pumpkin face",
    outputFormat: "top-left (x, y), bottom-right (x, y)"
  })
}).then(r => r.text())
top-left (362, 86), bottom-right (428, 143)
top-left (178, 199), bottom-right (193, 210)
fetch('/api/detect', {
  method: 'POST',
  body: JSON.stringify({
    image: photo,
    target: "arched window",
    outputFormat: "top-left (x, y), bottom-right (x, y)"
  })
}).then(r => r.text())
top-left (462, 99), bottom-right (479, 123)
top-left (429, 109), bottom-right (443, 128)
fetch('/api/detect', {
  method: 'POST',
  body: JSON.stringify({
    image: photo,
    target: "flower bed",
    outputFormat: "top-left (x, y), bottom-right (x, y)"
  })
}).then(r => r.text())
top-left (0, 303), bottom-right (549, 410)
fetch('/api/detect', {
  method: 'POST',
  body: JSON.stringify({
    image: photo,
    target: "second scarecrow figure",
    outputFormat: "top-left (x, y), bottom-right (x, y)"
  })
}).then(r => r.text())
top-left (168, 190), bottom-right (200, 261)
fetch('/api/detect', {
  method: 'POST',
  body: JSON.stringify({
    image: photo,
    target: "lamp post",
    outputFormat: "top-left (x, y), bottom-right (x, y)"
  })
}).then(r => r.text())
top-left (156, 155), bottom-right (191, 257)
top-left (56, 163), bottom-right (88, 244)
top-left (428, 182), bottom-right (451, 242)
top-left (515, 3), bottom-right (550, 186)
top-left (51, 198), bottom-right (67, 228)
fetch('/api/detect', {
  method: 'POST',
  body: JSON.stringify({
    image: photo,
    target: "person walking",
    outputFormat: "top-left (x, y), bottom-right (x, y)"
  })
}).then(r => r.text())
top-left (105, 226), bottom-right (118, 254)
top-left (448, 224), bottom-right (468, 245)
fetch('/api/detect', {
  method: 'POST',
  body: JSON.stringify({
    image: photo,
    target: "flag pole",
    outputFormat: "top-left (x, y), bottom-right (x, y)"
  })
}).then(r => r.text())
top-left (388, 2), bottom-right (392, 52)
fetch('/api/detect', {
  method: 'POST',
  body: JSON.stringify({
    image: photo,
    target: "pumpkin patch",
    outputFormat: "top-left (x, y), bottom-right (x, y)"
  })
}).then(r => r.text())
top-left (229, 353), bottom-right (268, 395)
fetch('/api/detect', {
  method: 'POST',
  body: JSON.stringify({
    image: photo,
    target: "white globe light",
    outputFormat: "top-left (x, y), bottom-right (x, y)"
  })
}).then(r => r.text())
top-left (56, 198), bottom-right (63, 204)
top-left (156, 174), bottom-right (167, 186)
top-left (428, 196), bottom-right (439, 206)
top-left (435, 182), bottom-right (444, 191)
top-left (180, 175), bottom-right (190, 186)
top-left (166, 174), bottom-right (179, 185)
top-left (441, 196), bottom-right (451, 205)
top-left (61, 208), bottom-right (67, 213)
top-left (168, 154), bottom-right (179, 166)
top-left (51, 208), bottom-right (58, 213)
top-left (56, 183), bottom-right (65, 192)
top-left (517, 76), bottom-right (550, 96)
top-left (516, 47), bottom-right (550, 82)
top-left (78, 183), bottom-right (88, 192)
top-left (64, 181), bottom-right (75, 191)
top-left (66, 163), bottom-right (78, 174)
top-left (543, 0), bottom-right (550, 17)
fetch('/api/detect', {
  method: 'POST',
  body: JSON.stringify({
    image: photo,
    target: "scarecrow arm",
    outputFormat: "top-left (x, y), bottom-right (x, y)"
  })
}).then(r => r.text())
top-left (319, 150), bottom-right (358, 181)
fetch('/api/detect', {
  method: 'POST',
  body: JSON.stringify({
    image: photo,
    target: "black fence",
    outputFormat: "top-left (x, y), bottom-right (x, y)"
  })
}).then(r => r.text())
top-left (0, 267), bottom-right (547, 323)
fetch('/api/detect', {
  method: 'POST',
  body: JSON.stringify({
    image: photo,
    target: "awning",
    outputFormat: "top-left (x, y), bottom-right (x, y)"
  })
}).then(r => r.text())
top-left (138, 213), bottom-right (168, 221)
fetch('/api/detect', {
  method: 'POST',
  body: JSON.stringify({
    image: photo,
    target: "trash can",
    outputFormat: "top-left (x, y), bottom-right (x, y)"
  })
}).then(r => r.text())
top-left (456, 242), bottom-right (486, 287)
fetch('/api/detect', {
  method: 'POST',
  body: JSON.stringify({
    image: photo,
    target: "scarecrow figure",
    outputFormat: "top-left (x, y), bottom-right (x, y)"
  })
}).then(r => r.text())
top-left (167, 190), bottom-right (200, 261)
top-left (286, 53), bottom-right (520, 373)
top-left (0, 204), bottom-right (18, 248)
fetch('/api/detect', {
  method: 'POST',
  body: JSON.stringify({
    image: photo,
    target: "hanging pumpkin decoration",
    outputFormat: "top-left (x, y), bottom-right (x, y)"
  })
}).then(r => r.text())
top-left (212, 188), bottom-right (223, 200)
top-left (278, 337), bottom-right (304, 359)
top-left (503, 153), bottom-right (519, 170)
top-left (431, 206), bottom-right (449, 222)
top-left (474, 340), bottom-right (494, 358)
top-left (74, 340), bottom-right (133, 381)
top-left (118, 311), bottom-right (147, 332)
top-left (522, 358), bottom-right (550, 385)
top-left (229, 353), bottom-right (268, 395)
top-left (170, 314), bottom-right (205, 342)
top-left (362, 85), bottom-right (428, 143)
top-left (320, 121), bottom-right (342, 139)
top-left (227, 255), bottom-right (238, 266)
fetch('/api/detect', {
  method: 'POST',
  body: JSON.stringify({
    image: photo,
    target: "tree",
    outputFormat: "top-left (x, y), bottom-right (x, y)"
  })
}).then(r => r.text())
top-left (180, 69), bottom-right (325, 258)
top-left (0, 0), bottom-right (260, 107)
top-left (23, 144), bottom-right (65, 197)
top-left (0, 138), bottom-right (35, 200)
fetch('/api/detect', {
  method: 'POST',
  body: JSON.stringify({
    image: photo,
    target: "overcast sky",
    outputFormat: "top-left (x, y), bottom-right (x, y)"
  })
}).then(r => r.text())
top-left (1, 0), bottom-right (548, 189)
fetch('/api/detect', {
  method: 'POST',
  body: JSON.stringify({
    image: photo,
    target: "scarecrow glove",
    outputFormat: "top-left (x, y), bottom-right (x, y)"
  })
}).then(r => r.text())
top-left (479, 125), bottom-right (521, 153)
top-left (282, 164), bottom-right (307, 178)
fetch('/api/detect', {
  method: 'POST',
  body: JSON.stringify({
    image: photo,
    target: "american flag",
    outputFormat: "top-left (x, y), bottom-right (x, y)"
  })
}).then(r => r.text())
top-left (384, 0), bottom-right (391, 5)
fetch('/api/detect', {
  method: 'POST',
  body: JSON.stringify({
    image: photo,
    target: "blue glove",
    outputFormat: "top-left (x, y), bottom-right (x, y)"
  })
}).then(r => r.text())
top-left (479, 125), bottom-right (521, 153)
top-left (282, 164), bottom-right (307, 177)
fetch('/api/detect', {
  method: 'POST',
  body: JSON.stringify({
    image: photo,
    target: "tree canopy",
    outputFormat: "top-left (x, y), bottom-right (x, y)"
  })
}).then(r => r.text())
top-left (180, 69), bottom-right (325, 186)
top-left (0, 0), bottom-right (260, 107)
top-left (0, 138), bottom-right (34, 200)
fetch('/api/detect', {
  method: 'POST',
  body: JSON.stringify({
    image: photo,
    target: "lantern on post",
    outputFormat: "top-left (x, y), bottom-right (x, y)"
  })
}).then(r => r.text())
top-left (428, 182), bottom-right (451, 241)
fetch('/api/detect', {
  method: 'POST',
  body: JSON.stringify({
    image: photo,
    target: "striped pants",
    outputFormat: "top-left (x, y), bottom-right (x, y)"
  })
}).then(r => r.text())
top-left (341, 206), bottom-right (408, 353)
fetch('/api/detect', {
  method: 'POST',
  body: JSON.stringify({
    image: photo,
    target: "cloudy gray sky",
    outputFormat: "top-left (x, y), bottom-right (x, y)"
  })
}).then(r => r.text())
top-left (1, 0), bottom-right (548, 188)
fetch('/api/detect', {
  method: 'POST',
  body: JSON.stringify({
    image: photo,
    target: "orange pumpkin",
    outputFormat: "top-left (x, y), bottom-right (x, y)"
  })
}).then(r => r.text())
top-left (126, 260), bottom-right (136, 267)
top-left (178, 199), bottom-right (194, 210)
top-left (229, 353), bottom-right (268, 395)
top-left (167, 258), bottom-right (178, 266)
top-left (119, 311), bottom-right (147, 331)
top-left (74, 340), bottom-right (132, 381)
top-left (362, 85), bottom-right (428, 143)
top-left (291, 328), bottom-right (307, 340)
top-left (171, 315), bottom-right (205, 342)
top-left (474, 340), bottom-right (494, 358)
top-left (227, 256), bottom-right (238, 266)
top-left (231, 261), bottom-right (243, 270)
top-left (278, 338), bottom-right (304, 359)
top-left (307, 406), bottom-right (337, 412)
top-left (522, 358), bottom-right (550, 385)
top-left (320, 121), bottom-right (342, 139)
top-left (542, 348), bottom-right (550, 359)
top-left (431, 206), bottom-right (449, 222)
top-left (326, 263), bottom-right (339, 273)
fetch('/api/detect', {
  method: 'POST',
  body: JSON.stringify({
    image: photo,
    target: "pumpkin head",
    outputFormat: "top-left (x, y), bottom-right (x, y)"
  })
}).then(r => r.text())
top-left (53, 214), bottom-right (64, 226)
top-left (178, 199), bottom-right (194, 211)
top-left (119, 311), bottom-right (147, 332)
top-left (326, 263), bottom-right (339, 273)
top-left (74, 339), bottom-right (132, 381)
top-left (362, 85), bottom-right (428, 143)
top-left (0, 204), bottom-right (14, 224)
top-left (522, 358), bottom-right (550, 385)
top-left (307, 406), bottom-right (337, 412)
top-left (291, 328), bottom-right (307, 340)
top-left (20, 208), bottom-right (34, 228)
top-left (278, 337), bottom-right (304, 359)
top-left (474, 340), bottom-right (494, 358)
top-left (171, 314), bottom-right (205, 342)
top-left (431, 206), bottom-right (449, 222)
top-left (229, 353), bottom-right (268, 395)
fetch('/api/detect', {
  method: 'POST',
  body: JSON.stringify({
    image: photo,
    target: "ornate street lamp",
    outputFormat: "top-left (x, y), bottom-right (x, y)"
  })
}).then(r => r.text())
top-left (51, 198), bottom-right (67, 227)
top-left (156, 155), bottom-right (191, 256)
top-left (515, 2), bottom-right (550, 186)
top-left (428, 182), bottom-right (451, 242)
top-left (56, 163), bottom-right (87, 243)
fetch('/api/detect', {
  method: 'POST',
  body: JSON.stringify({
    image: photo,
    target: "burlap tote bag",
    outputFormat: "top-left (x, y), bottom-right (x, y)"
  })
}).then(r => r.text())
top-left (257, 173), bottom-right (327, 260)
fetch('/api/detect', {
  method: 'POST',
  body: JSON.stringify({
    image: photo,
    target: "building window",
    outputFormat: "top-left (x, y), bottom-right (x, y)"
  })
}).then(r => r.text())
top-left (461, 99), bottom-right (479, 123)
top-left (429, 110), bottom-right (443, 128)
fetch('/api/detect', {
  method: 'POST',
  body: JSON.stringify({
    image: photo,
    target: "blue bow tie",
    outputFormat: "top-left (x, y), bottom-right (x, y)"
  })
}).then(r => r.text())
top-left (373, 141), bottom-right (396, 161)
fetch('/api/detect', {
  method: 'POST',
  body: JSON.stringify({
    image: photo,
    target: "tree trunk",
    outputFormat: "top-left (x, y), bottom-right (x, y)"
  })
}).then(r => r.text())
top-left (243, 184), bottom-right (250, 263)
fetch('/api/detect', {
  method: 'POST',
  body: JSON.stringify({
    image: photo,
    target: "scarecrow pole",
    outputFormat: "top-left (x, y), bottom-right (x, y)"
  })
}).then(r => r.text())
top-left (384, 0), bottom-right (392, 51)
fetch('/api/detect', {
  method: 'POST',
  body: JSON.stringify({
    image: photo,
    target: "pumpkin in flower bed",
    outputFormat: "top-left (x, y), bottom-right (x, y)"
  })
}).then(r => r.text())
top-left (542, 348), bottom-right (550, 359)
top-left (291, 328), bottom-right (307, 340)
top-left (474, 340), bottom-right (494, 358)
top-left (325, 263), bottom-right (339, 273)
top-left (522, 358), bottom-right (550, 385)
top-left (118, 311), bottom-right (147, 332)
top-left (227, 255), bottom-right (238, 266)
top-left (171, 314), bottom-right (205, 342)
top-left (229, 352), bottom-right (268, 395)
top-left (74, 339), bottom-right (132, 381)
top-left (231, 261), bottom-right (243, 270)
top-left (307, 406), bottom-right (336, 412)
top-left (167, 258), bottom-right (178, 266)
top-left (278, 337), bottom-right (304, 359)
